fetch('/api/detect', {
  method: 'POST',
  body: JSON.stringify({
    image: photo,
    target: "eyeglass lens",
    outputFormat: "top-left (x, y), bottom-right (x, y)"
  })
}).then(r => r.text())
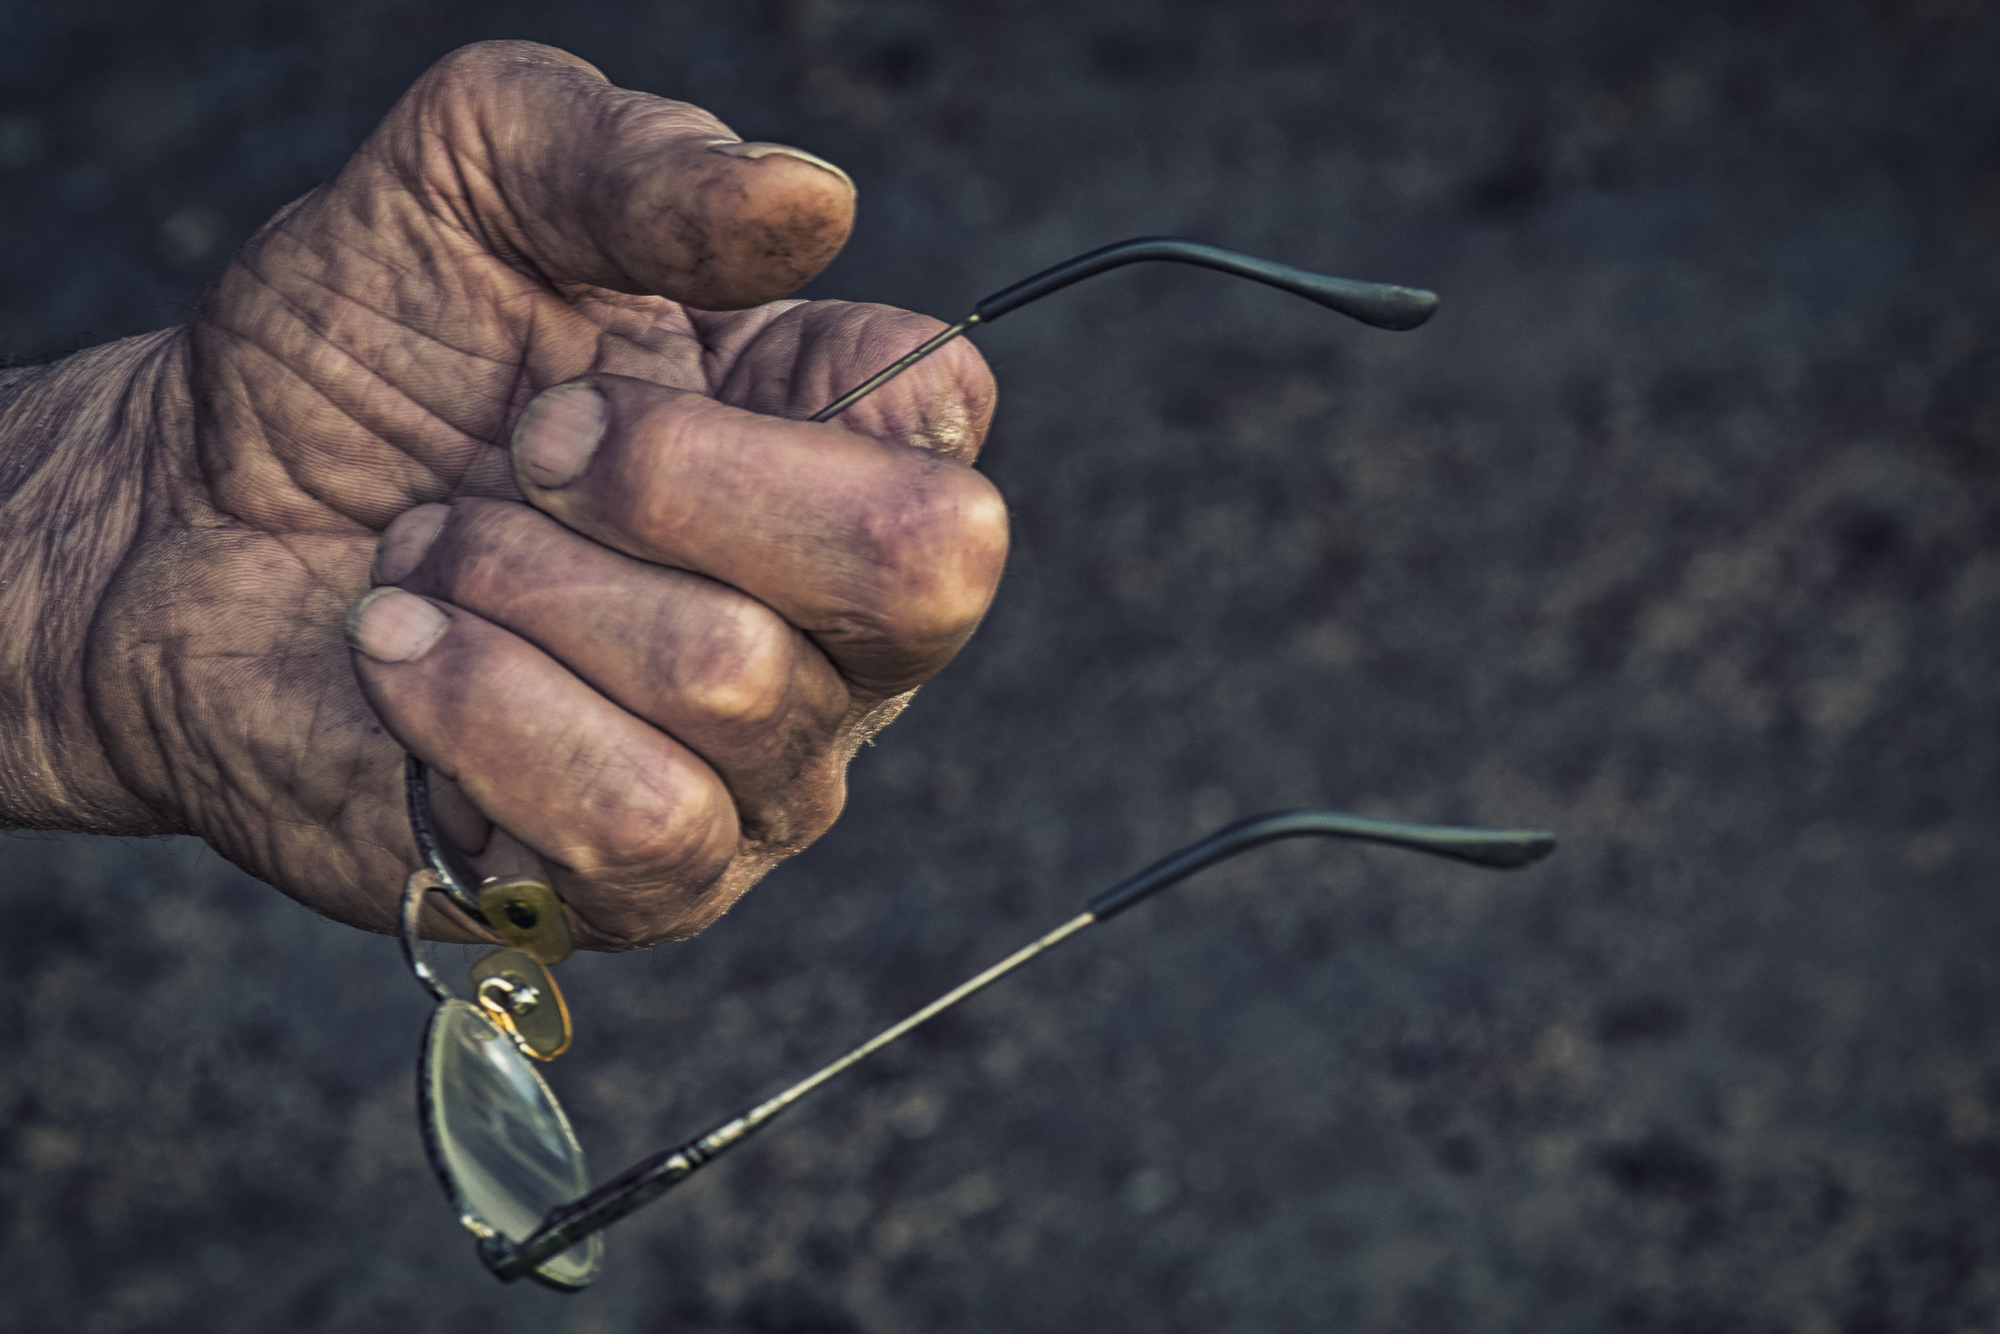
top-left (422, 999), bottom-right (603, 1289)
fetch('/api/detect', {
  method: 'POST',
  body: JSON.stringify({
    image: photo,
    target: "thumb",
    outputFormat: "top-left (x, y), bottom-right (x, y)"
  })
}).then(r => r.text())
top-left (363, 40), bottom-right (856, 310)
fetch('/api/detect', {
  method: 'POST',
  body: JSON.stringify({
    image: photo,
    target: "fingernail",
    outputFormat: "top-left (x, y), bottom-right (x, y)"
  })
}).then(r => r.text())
top-left (513, 382), bottom-right (608, 489)
top-left (346, 588), bottom-right (449, 663)
top-left (706, 140), bottom-right (856, 195)
top-left (373, 503), bottom-right (451, 585)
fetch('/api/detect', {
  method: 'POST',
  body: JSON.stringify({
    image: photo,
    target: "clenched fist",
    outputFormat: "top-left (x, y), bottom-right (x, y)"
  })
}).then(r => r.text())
top-left (0, 41), bottom-right (1005, 949)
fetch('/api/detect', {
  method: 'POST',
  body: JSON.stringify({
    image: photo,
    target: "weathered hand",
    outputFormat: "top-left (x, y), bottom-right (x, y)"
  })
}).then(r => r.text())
top-left (0, 41), bottom-right (1004, 948)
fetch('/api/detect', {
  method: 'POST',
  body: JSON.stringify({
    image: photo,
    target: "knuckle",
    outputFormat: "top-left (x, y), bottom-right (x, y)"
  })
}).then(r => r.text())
top-left (865, 466), bottom-right (1010, 643)
top-left (421, 40), bottom-right (574, 94)
top-left (667, 603), bottom-right (797, 727)
top-left (407, 44), bottom-right (599, 156)
top-left (558, 767), bottom-right (743, 951)
top-left (578, 761), bottom-right (736, 879)
top-left (570, 860), bottom-right (752, 952)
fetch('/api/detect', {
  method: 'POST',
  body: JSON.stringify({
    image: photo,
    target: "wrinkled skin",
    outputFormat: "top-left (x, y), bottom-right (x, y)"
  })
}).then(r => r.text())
top-left (0, 41), bottom-right (1005, 949)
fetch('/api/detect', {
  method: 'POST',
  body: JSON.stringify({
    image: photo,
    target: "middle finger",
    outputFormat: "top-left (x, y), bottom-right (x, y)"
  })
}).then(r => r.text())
top-left (509, 372), bottom-right (1011, 698)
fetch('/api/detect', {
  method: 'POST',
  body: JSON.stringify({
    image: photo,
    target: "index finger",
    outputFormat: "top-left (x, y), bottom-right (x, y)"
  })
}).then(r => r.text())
top-left (366, 40), bottom-right (855, 309)
top-left (510, 373), bottom-right (1010, 698)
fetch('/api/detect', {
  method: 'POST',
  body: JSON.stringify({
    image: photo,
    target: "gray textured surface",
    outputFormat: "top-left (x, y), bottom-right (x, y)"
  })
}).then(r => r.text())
top-left (3, 3), bottom-right (1999, 1330)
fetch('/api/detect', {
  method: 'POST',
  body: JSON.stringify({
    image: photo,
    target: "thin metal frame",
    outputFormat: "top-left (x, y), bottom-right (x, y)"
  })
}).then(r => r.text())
top-left (387, 236), bottom-right (1531, 1289)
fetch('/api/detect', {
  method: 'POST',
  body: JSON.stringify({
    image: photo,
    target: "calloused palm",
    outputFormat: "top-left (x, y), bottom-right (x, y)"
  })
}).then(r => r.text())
top-left (84, 42), bottom-right (1005, 948)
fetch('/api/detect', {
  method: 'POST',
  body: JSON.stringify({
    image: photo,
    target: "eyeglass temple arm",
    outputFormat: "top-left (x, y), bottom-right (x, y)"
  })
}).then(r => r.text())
top-left (482, 809), bottom-right (1551, 1280)
top-left (806, 236), bottom-right (1439, 424)
top-left (972, 237), bottom-right (1441, 330)
top-left (1081, 809), bottom-right (1552, 919)
top-left (406, 756), bottom-right (491, 924)
top-left (398, 865), bottom-right (458, 1005)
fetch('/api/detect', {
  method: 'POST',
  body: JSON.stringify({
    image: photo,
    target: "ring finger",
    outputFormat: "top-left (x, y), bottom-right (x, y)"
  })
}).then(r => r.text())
top-left (377, 496), bottom-right (857, 849)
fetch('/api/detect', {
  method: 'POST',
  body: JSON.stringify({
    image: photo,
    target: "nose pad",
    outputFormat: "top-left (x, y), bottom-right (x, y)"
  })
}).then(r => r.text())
top-left (477, 876), bottom-right (575, 965)
top-left (469, 948), bottom-right (573, 1060)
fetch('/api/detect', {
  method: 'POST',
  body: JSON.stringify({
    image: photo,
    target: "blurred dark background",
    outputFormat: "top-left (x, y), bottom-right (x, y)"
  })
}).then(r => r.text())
top-left (4, 1), bottom-right (1998, 1330)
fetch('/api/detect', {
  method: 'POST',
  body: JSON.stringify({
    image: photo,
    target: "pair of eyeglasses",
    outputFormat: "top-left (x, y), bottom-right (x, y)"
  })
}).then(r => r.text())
top-left (393, 238), bottom-right (1554, 1290)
